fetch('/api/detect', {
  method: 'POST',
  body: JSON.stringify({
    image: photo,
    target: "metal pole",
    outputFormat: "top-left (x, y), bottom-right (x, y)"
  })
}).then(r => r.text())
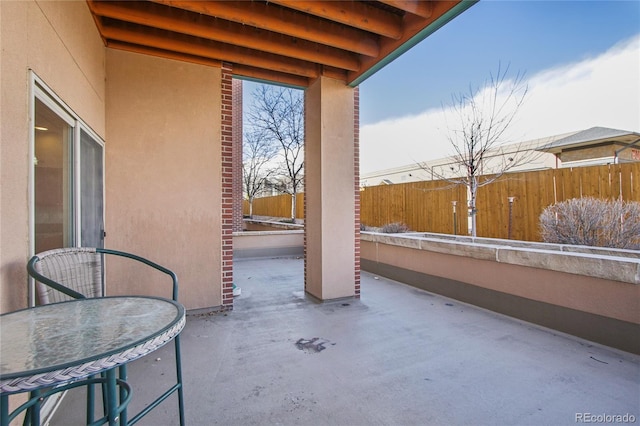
top-left (452, 201), bottom-right (457, 235)
top-left (508, 197), bottom-right (515, 239)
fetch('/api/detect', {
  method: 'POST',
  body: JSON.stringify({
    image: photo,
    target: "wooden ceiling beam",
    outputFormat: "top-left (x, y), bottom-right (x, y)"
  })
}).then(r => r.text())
top-left (378, 0), bottom-right (434, 19)
top-left (319, 65), bottom-right (349, 82)
top-left (108, 40), bottom-right (314, 88)
top-left (270, 0), bottom-right (403, 39)
top-left (151, 0), bottom-right (379, 57)
top-left (99, 22), bottom-right (320, 79)
top-left (107, 40), bottom-right (223, 68)
top-left (232, 64), bottom-right (311, 88)
top-left (88, 1), bottom-right (360, 72)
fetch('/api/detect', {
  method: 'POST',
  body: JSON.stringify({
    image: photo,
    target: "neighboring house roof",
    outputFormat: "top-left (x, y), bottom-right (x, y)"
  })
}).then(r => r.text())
top-left (537, 127), bottom-right (640, 154)
top-left (362, 127), bottom-right (640, 186)
top-left (362, 131), bottom-right (574, 183)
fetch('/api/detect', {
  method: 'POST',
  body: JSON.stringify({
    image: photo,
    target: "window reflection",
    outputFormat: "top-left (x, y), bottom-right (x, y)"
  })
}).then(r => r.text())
top-left (34, 98), bottom-right (73, 253)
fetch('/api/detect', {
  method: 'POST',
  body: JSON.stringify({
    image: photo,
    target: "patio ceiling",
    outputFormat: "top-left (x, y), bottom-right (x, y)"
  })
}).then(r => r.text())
top-left (86, 0), bottom-right (475, 88)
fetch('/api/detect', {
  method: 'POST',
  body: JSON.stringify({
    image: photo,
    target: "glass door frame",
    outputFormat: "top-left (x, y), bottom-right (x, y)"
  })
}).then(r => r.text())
top-left (29, 72), bottom-right (106, 307)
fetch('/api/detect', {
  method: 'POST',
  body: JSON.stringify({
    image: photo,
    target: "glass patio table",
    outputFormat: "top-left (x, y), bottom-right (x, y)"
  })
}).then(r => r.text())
top-left (0, 296), bottom-right (185, 426)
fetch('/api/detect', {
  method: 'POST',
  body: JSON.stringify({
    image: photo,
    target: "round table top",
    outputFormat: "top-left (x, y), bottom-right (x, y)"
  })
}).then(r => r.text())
top-left (0, 296), bottom-right (185, 394)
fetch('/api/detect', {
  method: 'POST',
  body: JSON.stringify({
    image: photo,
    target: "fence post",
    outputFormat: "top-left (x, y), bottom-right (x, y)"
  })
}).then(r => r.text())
top-left (508, 196), bottom-right (516, 239)
top-left (452, 201), bottom-right (458, 235)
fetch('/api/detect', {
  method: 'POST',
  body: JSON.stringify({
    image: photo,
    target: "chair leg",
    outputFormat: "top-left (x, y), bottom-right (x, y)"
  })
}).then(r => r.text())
top-left (21, 394), bottom-right (32, 426)
top-left (118, 364), bottom-right (128, 425)
top-left (174, 335), bottom-right (185, 426)
top-left (19, 393), bottom-right (36, 426)
top-left (9, 392), bottom-right (39, 426)
top-left (101, 372), bottom-right (108, 420)
top-left (87, 379), bottom-right (96, 424)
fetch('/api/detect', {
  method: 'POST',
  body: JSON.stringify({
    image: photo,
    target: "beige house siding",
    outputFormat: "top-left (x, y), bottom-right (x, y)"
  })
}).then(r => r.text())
top-left (0, 0), bottom-right (106, 313)
top-left (105, 49), bottom-right (223, 310)
top-left (560, 143), bottom-right (622, 163)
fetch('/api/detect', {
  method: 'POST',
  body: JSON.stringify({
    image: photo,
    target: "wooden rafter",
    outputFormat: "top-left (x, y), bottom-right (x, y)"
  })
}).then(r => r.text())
top-left (86, 0), bottom-right (473, 87)
top-left (269, 0), bottom-right (403, 39)
top-left (100, 21), bottom-right (320, 78)
top-left (152, 0), bottom-right (380, 57)
top-left (88, 1), bottom-right (361, 71)
top-left (379, 0), bottom-right (434, 18)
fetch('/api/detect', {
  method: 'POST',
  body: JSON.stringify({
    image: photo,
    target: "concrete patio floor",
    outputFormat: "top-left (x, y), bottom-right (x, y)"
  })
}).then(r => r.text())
top-left (52, 256), bottom-right (639, 425)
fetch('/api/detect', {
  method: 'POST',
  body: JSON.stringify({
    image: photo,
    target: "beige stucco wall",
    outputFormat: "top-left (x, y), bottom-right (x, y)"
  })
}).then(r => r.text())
top-left (305, 76), bottom-right (356, 300)
top-left (0, 0), bottom-right (106, 313)
top-left (104, 49), bottom-right (222, 310)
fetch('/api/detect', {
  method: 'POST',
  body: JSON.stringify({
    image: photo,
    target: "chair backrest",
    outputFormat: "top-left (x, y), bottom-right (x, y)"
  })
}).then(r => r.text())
top-left (29, 247), bottom-right (104, 305)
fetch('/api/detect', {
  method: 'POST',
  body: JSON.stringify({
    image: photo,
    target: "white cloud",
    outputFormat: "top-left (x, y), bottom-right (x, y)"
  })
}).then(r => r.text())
top-left (360, 34), bottom-right (640, 174)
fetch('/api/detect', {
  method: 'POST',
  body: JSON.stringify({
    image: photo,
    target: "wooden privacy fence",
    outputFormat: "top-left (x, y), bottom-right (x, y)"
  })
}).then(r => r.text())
top-left (243, 163), bottom-right (639, 242)
top-left (360, 180), bottom-right (469, 235)
top-left (244, 193), bottom-right (304, 219)
top-left (476, 163), bottom-right (638, 241)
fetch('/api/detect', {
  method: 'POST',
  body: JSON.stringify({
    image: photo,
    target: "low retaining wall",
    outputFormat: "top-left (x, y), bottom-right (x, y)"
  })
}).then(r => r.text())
top-left (234, 230), bottom-right (304, 259)
top-left (244, 218), bottom-right (304, 231)
top-left (361, 232), bottom-right (640, 354)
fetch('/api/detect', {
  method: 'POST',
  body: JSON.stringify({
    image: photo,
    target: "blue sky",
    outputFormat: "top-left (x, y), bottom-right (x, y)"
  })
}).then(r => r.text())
top-left (360, 0), bottom-right (640, 125)
top-left (244, 1), bottom-right (640, 173)
top-left (359, 0), bottom-right (640, 172)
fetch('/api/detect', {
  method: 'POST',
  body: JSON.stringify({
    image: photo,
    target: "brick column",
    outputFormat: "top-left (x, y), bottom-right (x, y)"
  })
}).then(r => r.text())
top-left (354, 86), bottom-right (361, 298)
top-left (221, 63), bottom-right (234, 310)
top-left (232, 79), bottom-right (244, 232)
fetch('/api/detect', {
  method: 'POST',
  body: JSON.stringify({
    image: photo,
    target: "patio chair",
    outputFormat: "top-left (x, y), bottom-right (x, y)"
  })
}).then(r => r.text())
top-left (26, 247), bottom-right (185, 426)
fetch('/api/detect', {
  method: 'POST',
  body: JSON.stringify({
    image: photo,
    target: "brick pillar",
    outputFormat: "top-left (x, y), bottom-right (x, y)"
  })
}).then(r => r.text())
top-left (232, 79), bottom-right (244, 232)
top-left (354, 86), bottom-right (361, 298)
top-left (221, 63), bottom-right (234, 310)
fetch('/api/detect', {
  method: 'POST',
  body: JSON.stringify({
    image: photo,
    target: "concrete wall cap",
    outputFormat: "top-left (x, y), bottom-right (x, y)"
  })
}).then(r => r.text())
top-left (244, 219), bottom-right (304, 229)
top-left (496, 247), bottom-right (640, 285)
top-left (361, 231), bottom-right (640, 285)
top-left (234, 230), bottom-right (304, 236)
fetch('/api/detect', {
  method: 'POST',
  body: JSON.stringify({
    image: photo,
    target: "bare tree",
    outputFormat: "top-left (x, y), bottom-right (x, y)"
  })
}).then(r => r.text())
top-left (246, 85), bottom-right (304, 220)
top-left (242, 129), bottom-right (278, 218)
top-left (419, 64), bottom-right (532, 237)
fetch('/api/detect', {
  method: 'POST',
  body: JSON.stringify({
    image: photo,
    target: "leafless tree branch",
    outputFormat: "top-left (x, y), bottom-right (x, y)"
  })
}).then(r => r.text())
top-left (242, 128), bottom-right (279, 217)
top-left (418, 63), bottom-right (531, 236)
top-left (246, 85), bottom-right (304, 219)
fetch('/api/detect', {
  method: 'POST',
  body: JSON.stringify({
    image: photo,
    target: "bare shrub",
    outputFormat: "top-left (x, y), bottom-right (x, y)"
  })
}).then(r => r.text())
top-left (381, 222), bottom-right (410, 233)
top-left (539, 197), bottom-right (640, 249)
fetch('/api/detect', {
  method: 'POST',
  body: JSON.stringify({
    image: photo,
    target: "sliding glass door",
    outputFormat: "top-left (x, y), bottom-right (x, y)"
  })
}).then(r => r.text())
top-left (34, 97), bottom-right (74, 253)
top-left (80, 129), bottom-right (104, 248)
top-left (33, 81), bottom-right (105, 253)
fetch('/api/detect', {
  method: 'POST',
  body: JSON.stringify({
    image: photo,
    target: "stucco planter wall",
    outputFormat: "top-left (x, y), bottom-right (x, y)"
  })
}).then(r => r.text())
top-left (361, 232), bottom-right (640, 354)
top-left (234, 230), bottom-right (304, 259)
